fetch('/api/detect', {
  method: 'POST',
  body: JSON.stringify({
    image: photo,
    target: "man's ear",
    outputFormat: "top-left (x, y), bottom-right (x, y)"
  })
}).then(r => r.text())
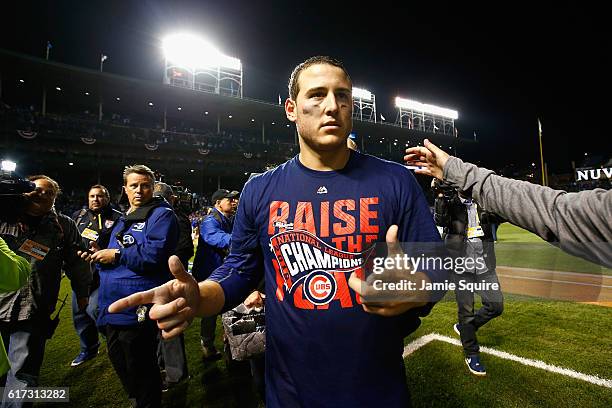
top-left (285, 98), bottom-right (297, 122)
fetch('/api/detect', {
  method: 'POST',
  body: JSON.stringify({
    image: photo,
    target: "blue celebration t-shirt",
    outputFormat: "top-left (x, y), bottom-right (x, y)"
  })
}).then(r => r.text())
top-left (210, 150), bottom-right (446, 407)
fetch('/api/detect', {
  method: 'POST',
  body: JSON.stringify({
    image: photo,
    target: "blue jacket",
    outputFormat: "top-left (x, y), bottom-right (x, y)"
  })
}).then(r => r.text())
top-left (97, 197), bottom-right (179, 327)
top-left (191, 208), bottom-right (232, 281)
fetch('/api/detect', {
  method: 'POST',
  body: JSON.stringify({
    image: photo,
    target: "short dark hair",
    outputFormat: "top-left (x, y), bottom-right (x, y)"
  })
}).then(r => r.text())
top-left (122, 164), bottom-right (155, 185)
top-left (288, 56), bottom-right (352, 100)
top-left (28, 175), bottom-right (61, 196)
top-left (153, 182), bottom-right (174, 201)
top-left (89, 184), bottom-right (110, 199)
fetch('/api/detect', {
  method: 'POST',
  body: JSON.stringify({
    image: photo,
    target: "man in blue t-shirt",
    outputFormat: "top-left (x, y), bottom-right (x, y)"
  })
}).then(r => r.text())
top-left (110, 56), bottom-right (447, 407)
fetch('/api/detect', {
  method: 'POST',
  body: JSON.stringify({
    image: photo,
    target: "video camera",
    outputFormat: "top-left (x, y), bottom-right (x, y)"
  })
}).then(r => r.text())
top-left (171, 185), bottom-right (194, 213)
top-left (432, 179), bottom-right (457, 201)
top-left (0, 169), bottom-right (36, 223)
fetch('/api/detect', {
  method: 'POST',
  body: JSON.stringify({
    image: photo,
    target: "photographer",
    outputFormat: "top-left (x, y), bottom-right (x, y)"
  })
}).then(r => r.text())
top-left (0, 175), bottom-right (90, 407)
top-left (433, 179), bottom-right (504, 377)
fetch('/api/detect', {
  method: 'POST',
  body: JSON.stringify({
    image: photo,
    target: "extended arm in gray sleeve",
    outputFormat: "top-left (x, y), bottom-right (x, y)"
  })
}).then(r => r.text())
top-left (443, 156), bottom-right (612, 267)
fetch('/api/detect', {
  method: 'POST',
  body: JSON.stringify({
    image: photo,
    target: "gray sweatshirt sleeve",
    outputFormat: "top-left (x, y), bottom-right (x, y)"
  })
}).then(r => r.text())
top-left (443, 156), bottom-right (612, 267)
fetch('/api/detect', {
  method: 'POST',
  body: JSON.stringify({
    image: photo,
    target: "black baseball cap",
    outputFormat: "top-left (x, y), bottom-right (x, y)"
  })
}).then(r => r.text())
top-left (212, 189), bottom-right (239, 203)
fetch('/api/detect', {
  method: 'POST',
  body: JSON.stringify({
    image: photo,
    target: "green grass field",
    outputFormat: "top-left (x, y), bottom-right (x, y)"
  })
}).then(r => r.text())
top-left (34, 225), bottom-right (611, 407)
top-left (495, 224), bottom-right (612, 275)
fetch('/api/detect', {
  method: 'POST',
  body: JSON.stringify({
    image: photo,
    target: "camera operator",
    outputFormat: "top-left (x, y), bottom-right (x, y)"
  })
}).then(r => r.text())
top-left (433, 179), bottom-right (504, 377)
top-left (0, 175), bottom-right (91, 407)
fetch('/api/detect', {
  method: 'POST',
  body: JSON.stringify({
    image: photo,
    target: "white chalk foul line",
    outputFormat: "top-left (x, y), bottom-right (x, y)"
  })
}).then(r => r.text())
top-left (403, 333), bottom-right (612, 388)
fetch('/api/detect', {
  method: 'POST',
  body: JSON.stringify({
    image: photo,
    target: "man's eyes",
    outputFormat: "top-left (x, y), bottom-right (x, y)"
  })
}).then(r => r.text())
top-left (308, 91), bottom-right (350, 100)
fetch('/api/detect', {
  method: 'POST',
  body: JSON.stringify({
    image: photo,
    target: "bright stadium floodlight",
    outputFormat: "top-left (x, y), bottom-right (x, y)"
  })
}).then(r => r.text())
top-left (352, 87), bottom-right (372, 101)
top-left (162, 33), bottom-right (241, 70)
top-left (1, 160), bottom-right (17, 172)
top-left (163, 32), bottom-right (243, 97)
top-left (352, 87), bottom-right (377, 122)
top-left (395, 97), bottom-right (458, 120)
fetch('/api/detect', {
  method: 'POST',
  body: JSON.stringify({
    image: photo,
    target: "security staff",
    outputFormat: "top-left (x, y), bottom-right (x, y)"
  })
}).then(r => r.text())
top-left (70, 185), bottom-right (121, 367)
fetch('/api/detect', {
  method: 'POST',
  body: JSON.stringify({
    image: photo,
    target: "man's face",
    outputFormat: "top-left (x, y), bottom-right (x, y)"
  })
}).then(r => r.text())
top-left (124, 173), bottom-right (153, 209)
top-left (217, 197), bottom-right (237, 215)
top-left (24, 179), bottom-right (57, 216)
top-left (88, 188), bottom-right (109, 212)
top-left (285, 63), bottom-right (353, 152)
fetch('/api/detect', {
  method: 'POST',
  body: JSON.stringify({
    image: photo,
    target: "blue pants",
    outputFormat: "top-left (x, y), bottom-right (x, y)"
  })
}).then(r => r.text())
top-left (71, 289), bottom-right (100, 354)
top-left (0, 318), bottom-right (47, 408)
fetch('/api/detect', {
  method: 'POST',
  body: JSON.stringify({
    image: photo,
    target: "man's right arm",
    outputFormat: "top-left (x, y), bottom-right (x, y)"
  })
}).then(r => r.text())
top-left (206, 179), bottom-right (264, 312)
top-left (107, 179), bottom-right (264, 337)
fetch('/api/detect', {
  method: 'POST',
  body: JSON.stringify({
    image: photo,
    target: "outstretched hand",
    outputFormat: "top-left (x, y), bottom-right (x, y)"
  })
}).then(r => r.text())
top-left (404, 139), bottom-right (450, 180)
top-left (108, 256), bottom-right (201, 339)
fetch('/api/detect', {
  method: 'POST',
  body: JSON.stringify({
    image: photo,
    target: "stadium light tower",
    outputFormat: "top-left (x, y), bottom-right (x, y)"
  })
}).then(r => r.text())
top-left (395, 97), bottom-right (458, 136)
top-left (162, 33), bottom-right (243, 97)
top-left (352, 87), bottom-right (377, 123)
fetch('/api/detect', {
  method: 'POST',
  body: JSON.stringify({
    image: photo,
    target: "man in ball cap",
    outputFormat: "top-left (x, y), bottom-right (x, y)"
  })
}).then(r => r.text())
top-left (191, 189), bottom-right (238, 358)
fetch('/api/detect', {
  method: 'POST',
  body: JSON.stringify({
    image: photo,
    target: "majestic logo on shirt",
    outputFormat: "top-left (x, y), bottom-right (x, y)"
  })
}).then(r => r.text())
top-left (270, 230), bottom-right (374, 305)
top-left (273, 221), bottom-right (294, 230)
top-left (105, 220), bottom-right (115, 229)
top-left (316, 186), bottom-right (328, 194)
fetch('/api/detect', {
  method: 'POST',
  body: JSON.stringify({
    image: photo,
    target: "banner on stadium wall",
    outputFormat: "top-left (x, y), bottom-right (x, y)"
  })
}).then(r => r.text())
top-left (17, 130), bottom-right (37, 139)
top-left (198, 148), bottom-right (210, 156)
top-left (144, 143), bottom-right (158, 151)
top-left (576, 167), bottom-right (612, 181)
top-left (81, 137), bottom-right (96, 145)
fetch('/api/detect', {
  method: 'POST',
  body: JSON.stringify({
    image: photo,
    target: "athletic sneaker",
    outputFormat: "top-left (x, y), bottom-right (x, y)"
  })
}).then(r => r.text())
top-left (453, 323), bottom-right (460, 336)
top-left (465, 355), bottom-right (486, 376)
top-left (70, 350), bottom-right (98, 367)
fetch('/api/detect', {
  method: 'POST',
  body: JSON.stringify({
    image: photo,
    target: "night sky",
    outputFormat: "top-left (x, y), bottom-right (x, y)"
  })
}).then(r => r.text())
top-left (1, 0), bottom-right (609, 173)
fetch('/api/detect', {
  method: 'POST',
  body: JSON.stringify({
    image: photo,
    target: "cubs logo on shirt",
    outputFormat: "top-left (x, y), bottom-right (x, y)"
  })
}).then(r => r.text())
top-left (270, 230), bottom-right (375, 305)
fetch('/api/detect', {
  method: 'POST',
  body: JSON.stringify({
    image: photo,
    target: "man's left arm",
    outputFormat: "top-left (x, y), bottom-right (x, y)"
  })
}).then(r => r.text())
top-left (397, 171), bottom-right (449, 310)
top-left (349, 169), bottom-right (449, 317)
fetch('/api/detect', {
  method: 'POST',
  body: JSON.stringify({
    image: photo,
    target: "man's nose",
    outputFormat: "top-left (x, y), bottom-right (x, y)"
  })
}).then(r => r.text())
top-left (323, 93), bottom-right (339, 115)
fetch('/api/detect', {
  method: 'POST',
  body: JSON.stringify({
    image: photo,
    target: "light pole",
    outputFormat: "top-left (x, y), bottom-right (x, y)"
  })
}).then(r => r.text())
top-left (100, 53), bottom-right (108, 72)
top-left (99, 54), bottom-right (108, 121)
